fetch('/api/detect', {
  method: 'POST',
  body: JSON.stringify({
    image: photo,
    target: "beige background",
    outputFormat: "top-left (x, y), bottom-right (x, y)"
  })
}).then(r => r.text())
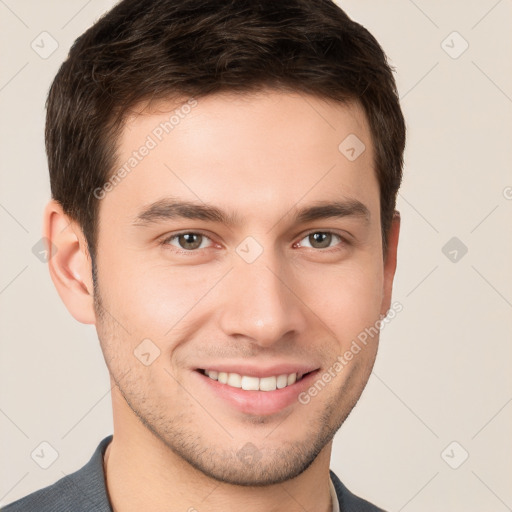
top-left (1, 1), bottom-right (511, 510)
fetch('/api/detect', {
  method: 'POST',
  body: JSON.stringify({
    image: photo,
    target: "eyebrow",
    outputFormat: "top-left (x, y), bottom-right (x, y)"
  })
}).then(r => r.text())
top-left (132, 197), bottom-right (371, 228)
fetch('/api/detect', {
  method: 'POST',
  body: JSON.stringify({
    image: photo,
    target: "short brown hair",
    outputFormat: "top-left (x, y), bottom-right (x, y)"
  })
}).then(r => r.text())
top-left (46, 0), bottom-right (406, 272)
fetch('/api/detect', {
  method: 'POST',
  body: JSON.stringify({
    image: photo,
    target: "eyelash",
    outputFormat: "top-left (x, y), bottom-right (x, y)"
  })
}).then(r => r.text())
top-left (159, 230), bottom-right (349, 254)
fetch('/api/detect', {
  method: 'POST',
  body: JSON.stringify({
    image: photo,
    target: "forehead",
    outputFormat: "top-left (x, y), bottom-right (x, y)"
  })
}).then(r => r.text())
top-left (100, 90), bottom-right (378, 229)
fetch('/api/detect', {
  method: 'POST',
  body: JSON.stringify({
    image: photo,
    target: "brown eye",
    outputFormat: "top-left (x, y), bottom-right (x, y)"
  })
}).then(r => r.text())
top-left (299, 231), bottom-right (342, 250)
top-left (178, 233), bottom-right (203, 250)
top-left (164, 232), bottom-right (212, 251)
top-left (308, 232), bottom-right (332, 249)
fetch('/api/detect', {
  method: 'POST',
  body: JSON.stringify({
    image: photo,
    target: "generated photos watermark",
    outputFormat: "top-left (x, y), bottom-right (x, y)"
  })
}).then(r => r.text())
top-left (93, 97), bottom-right (198, 200)
top-left (298, 300), bottom-right (403, 405)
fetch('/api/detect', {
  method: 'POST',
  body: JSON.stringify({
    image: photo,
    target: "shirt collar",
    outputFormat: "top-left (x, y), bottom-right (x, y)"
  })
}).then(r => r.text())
top-left (329, 474), bottom-right (341, 512)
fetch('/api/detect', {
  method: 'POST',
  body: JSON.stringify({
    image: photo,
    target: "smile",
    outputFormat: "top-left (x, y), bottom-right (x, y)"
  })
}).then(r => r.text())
top-left (198, 369), bottom-right (310, 391)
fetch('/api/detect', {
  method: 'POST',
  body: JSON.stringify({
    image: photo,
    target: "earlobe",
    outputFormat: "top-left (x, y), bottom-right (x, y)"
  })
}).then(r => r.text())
top-left (381, 210), bottom-right (400, 316)
top-left (43, 199), bottom-right (96, 324)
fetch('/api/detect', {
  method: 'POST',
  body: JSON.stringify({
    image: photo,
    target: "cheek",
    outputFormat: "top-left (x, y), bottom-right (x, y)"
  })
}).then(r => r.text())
top-left (298, 258), bottom-right (384, 343)
top-left (97, 252), bottom-right (226, 342)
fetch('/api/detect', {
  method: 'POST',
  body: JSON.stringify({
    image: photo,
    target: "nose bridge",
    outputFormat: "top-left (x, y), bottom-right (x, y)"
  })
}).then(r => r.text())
top-left (218, 243), bottom-right (306, 346)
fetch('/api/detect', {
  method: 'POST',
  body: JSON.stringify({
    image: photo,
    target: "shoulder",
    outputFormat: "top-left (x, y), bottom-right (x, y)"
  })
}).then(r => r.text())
top-left (2, 435), bottom-right (113, 512)
top-left (2, 473), bottom-right (87, 512)
top-left (330, 469), bottom-right (387, 512)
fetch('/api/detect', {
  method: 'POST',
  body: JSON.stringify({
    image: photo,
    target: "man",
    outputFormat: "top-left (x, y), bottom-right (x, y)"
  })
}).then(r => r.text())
top-left (3, 0), bottom-right (405, 510)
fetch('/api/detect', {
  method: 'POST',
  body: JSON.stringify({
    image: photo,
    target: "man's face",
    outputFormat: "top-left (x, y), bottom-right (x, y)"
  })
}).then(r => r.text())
top-left (92, 91), bottom-right (396, 485)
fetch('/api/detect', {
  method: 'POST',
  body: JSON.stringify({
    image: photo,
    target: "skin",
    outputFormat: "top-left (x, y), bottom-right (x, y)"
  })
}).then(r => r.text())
top-left (45, 90), bottom-right (400, 512)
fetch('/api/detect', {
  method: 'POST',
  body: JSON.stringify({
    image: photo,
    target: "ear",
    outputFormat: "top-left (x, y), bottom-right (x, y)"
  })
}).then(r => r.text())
top-left (380, 211), bottom-right (400, 317)
top-left (43, 199), bottom-right (96, 324)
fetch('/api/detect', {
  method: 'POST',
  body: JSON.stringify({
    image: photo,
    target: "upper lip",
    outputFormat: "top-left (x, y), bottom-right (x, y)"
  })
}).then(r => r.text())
top-left (195, 363), bottom-right (319, 378)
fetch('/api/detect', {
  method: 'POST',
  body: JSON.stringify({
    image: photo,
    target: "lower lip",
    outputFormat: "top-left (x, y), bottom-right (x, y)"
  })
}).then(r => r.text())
top-left (193, 370), bottom-right (320, 416)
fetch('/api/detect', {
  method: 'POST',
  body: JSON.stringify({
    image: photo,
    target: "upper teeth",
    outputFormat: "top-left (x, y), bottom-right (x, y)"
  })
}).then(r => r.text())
top-left (204, 370), bottom-right (301, 391)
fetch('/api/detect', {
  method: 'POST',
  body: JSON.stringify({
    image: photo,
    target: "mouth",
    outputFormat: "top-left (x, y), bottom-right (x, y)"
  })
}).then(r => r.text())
top-left (196, 368), bottom-right (314, 391)
top-left (193, 366), bottom-right (320, 416)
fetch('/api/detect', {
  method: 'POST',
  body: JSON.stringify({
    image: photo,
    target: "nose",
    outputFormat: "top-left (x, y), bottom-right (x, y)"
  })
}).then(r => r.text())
top-left (217, 250), bottom-right (308, 348)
